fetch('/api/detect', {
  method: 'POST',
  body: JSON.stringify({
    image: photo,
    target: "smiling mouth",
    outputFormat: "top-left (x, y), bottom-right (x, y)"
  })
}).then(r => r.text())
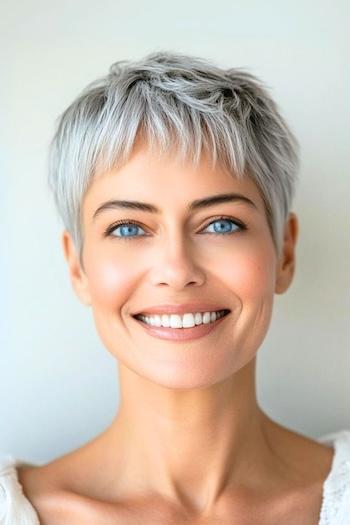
top-left (131, 309), bottom-right (231, 342)
top-left (132, 309), bottom-right (230, 329)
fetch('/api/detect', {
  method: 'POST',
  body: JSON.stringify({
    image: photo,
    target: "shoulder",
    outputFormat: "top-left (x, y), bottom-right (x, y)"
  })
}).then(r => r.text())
top-left (0, 453), bottom-right (83, 525)
top-left (0, 454), bottom-right (40, 524)
top-left (317, 430), bottom-right (350, 525)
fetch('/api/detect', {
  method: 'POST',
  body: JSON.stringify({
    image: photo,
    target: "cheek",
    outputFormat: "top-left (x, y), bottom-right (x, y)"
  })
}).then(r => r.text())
top-left (215, 243), bottom-right (277, 373)
top-left (219, 243), bottom-right (276, 302)
top-left (85, 251), bottom-right (136, 311)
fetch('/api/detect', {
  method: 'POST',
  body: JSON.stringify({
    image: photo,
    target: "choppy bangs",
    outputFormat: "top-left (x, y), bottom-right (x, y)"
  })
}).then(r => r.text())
top-left (48, 51), bottom-right (299, 260)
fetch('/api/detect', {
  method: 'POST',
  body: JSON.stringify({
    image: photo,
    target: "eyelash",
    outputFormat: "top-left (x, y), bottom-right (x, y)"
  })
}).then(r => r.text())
top-left (103, 215), bottom-right (247, 240)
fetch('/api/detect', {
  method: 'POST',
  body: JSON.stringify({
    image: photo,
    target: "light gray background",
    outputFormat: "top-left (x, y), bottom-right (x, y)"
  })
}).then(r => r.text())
top-left (1, 0), bottom-right (349, 464)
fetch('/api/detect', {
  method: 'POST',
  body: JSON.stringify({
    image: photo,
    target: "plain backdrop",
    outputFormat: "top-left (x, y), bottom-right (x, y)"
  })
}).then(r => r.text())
top-left (1, 0), bottom-right (349, 464)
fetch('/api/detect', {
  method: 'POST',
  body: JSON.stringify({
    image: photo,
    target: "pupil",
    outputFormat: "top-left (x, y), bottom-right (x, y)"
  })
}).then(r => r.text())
top-left (215, 221), bottom-right (231, 233)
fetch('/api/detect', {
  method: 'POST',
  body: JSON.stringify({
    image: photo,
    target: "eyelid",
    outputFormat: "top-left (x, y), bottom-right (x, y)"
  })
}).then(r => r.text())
top-left (103, 219), bottom-right (148, 237)
top-left (103, 215), bottom-right (247, 238)
top-left (202, 215), bottom-right (247, 230)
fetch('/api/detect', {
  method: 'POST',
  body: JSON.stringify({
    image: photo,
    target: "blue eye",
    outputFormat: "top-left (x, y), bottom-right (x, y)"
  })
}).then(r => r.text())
top-left (104, 216), bottom-right (245, 240)
top-left (202, 218), bottom-right (242, 234)
top-left (109, 223), bottom-right (146, 238)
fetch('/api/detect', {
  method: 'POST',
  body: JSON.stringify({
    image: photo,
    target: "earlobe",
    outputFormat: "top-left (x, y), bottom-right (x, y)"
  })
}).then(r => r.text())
top-left (61, 230), bottom-right (92, 306)
top-left (274, 213), bottom-right (298, 295)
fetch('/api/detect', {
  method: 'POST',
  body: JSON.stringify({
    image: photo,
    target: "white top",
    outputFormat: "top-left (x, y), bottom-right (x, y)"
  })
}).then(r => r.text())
top-left (1, 430), bottom-right (350, 524)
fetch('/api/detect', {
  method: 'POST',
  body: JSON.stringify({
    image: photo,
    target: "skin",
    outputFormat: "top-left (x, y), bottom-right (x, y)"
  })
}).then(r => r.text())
top-left (17, 139), bottom-right (334, 524)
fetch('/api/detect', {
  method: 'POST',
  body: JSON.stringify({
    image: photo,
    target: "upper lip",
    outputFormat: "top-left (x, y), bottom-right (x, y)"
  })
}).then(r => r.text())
top-left (133, 303), bottom-right (230, 316)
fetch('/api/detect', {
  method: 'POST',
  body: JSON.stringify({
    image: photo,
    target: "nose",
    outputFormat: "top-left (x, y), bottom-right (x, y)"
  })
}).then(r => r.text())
top-left (149, 234), bottom-right (206, 290)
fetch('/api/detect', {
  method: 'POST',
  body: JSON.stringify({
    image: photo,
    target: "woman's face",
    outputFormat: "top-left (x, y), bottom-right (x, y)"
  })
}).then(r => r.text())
top-left (63, 139), bottom-right (296, 389)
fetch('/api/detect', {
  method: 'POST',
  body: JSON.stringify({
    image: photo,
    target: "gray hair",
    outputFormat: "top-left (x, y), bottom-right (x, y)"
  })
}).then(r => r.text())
top-left (48, 50), bottom-right (299, 264)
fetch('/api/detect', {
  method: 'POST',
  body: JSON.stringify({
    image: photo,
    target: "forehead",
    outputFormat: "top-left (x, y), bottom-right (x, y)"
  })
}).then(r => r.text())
top-left (83, 141), bottom-right (266, 221)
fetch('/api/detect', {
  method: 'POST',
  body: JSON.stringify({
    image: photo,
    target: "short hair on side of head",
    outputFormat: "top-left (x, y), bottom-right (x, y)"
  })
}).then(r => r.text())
top-left (47, 50), bottom-right (300, 265)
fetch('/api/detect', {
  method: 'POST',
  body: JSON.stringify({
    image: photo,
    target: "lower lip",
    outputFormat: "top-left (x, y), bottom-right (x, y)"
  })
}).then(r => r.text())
top-left (132, 312), bottom-right (230, 341)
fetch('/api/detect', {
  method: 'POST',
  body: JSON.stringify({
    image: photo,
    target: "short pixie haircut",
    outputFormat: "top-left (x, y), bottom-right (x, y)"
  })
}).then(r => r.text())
top-left (48, 50), bottom-right (299, 262)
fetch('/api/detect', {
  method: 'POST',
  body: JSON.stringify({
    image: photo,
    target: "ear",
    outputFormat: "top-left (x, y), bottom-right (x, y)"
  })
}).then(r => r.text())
top-left (275, 212), bottom-right (299, 294)
top-left (61, 230), bottom-right (92, 306)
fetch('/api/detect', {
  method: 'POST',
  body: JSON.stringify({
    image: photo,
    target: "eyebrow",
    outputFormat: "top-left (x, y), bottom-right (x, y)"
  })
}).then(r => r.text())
top-left (92, 192), bottom-right (258, 221)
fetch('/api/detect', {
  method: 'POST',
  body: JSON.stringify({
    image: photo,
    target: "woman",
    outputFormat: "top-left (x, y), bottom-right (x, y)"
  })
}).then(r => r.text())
top-left (1, 51), bottom-right (349, 524)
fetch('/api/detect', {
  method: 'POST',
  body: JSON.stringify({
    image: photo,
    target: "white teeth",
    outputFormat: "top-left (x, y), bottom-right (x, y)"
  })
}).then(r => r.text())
top-left (202, 312), bottom-right (211, 324)
top-left (194, 312), bottom-right (202, 325)
top-left (137, 310), bottom-right (228, 329)
top-left (153, 315), bottom-right (162, 327)
top-left (161, 314), bottom-right (170, 327)
top-left (182, 313), bottom-right (195, 328)
top-left (170, 315), bottom-right (183, 328)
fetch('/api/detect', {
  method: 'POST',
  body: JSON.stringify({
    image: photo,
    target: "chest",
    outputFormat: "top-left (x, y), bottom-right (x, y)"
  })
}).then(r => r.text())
top-left (35, 489), bottom-right (322, 525)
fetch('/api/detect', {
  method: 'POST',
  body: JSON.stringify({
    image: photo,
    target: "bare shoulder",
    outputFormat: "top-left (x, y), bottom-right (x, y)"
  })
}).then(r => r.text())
top-left (17, 459), bottom-right (74, 525)
top-left (16, 461), bottom-right (180, 525)
top-left (15, 432), bottom-right (152, 524)
top-left (257, 418), bottom-right (335, 523)
top-left (264, 417), bottom-right (335, 483)
top-left (16, 441), bottom-right (106, 525)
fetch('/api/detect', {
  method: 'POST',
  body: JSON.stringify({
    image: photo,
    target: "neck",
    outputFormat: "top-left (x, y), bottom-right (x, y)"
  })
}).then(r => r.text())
top-left (102, 357), bottom-right (276, 514)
